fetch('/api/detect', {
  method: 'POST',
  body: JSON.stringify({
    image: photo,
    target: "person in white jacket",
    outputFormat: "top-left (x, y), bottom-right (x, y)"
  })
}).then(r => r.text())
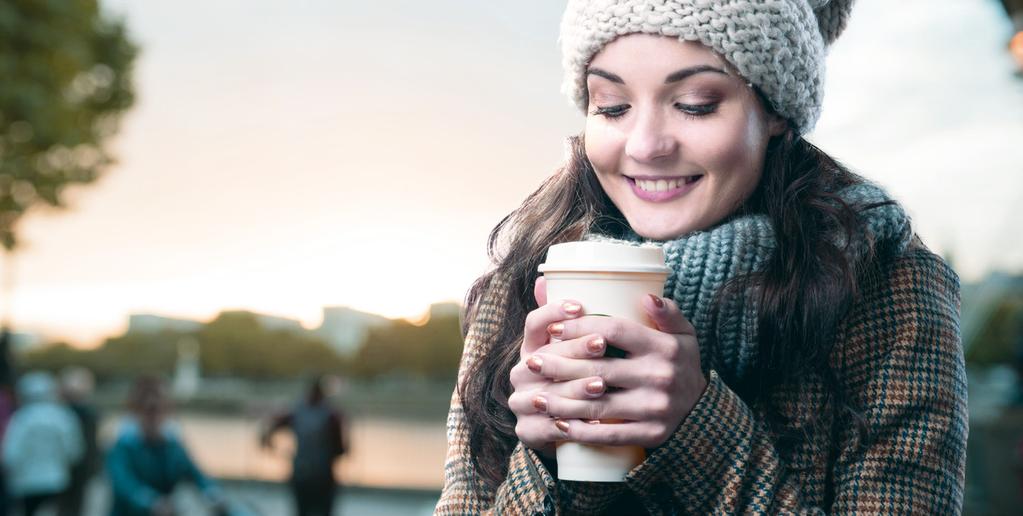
top-left (2, 371), bottom-right (83, 516)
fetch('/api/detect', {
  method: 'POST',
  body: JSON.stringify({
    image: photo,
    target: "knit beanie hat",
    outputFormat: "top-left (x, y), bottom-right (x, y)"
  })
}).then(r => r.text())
top-left (560, 0), bottom-right (855, 134)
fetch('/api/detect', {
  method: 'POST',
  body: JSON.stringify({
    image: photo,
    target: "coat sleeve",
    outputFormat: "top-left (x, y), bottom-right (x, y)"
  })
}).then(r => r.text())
top-left (617, 246), bottom-right (968, 514)
top-left (436, 276), bottom-right (563, 515)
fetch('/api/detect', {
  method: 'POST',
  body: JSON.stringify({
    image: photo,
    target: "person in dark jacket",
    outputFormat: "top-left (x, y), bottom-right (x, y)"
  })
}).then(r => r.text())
top-left (106, 375), bottom-right (223, 516)
top-left (261, 376), bottom-right (348, 516)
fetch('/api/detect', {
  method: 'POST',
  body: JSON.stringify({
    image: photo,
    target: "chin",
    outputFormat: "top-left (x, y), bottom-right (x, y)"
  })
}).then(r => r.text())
top-left (628, 220), bottom-right (692, 241)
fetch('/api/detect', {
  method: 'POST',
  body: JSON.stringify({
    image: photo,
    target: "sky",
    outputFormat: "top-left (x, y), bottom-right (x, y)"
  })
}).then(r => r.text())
top-left (6, 0), bottom-right (1022, 347)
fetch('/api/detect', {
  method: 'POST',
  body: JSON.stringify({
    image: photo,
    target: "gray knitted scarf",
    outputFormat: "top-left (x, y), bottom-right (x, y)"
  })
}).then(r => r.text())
top-left (585, 182), bottom-right (913, 382)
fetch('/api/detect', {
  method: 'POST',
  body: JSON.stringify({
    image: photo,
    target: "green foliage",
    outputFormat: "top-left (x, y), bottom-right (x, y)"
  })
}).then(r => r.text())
top-left (197, 312), bottom-right (344, 378)
top-left (20, 309), bottom-right (464, 381)
top-left (20, 331), bottom-right (180, 380)
top-left (20, 312), bottom-right (345, 380)
top-left (967, 294), bottom-right (1023, 367)
top-left (349, 312), bottom-right (464, 380)
top-left (0, 0), bottom-right (137, 249)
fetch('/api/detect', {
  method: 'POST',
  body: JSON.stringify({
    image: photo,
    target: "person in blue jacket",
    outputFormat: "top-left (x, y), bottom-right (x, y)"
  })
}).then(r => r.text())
top-left (106, 375), bottom-right (224, 516)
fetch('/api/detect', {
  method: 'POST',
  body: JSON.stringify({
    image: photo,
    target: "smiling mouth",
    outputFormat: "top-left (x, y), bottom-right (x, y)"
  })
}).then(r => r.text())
top-left (628, 175), bottom-right (703, 193)
top-left (624, 174), bottom-right (704, 202)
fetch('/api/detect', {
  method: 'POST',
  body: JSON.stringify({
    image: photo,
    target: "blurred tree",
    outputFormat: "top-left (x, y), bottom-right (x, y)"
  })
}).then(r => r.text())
top-left (18, 309), bottom-right (467, 381)
top-left (967, 293), bottom-right (1023, 367)
top-left (197, 311), bottom-right (345, 378)
top-left (0, 0), bottom-right (137, 329)
top-left (353, 312), bottom-right (463, 380)
top-left (20, 332), bottom-right (178, 380)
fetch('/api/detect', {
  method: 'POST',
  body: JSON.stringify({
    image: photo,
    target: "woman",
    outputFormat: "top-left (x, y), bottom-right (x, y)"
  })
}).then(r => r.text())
top-left (437, 1), bottom-right (968, 515)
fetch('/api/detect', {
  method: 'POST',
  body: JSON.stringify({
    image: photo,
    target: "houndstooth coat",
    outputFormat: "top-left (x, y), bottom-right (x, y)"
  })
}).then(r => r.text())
top-left (436, 238), bottom-right (968, 515)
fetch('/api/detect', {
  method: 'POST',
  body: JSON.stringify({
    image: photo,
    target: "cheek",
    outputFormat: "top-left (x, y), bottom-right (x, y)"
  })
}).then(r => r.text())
top-left (583, 120), bottom-right (623, 176)
top-left (693, 116), bottom-right (763, 171)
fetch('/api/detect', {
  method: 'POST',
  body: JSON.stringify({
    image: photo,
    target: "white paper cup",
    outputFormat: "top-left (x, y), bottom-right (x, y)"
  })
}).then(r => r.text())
top-left (538, 241), bottom-right (669, 482)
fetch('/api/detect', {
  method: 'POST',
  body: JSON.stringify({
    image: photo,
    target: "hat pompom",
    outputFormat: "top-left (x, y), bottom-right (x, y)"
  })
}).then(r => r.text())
top-left (812, 0), bottom-right (855, 45)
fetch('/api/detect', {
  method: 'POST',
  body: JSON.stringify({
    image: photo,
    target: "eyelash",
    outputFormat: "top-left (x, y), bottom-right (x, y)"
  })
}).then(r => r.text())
top-left (592, 103), bottom-right (718, 120)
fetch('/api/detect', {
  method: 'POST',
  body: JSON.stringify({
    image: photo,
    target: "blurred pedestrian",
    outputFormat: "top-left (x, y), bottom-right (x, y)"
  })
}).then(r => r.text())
top-left (261, 376), bottom-right (348, 516)
top-left (106, 375), bottom-right (224, 516)
top-left (1, 371), bottom-right (83, 516)
top-left (0, 329), bottom-right (14, 516)
top-left (56, 366), bottom-right (100, 516)
top-left (0, 384), bottom-right (11, 516)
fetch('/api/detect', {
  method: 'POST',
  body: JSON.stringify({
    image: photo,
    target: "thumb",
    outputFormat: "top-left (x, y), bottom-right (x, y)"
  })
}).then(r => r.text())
top-left (643, 294), bottom-right (695, 336)
top-left (534, 276), bottom-right (547, 306)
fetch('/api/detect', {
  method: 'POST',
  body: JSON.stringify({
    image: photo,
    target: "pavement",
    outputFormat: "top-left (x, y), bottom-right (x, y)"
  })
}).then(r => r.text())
top-left (47, 476), bottom-right (440, 516)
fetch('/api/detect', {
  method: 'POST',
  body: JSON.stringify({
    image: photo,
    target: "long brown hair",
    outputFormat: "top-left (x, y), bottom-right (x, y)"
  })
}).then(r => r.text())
top-left (459, 127), bottom-right (881, 489)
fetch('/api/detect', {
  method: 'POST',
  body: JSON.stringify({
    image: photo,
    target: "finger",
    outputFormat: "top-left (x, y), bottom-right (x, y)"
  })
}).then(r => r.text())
top-left (558, 419), bottom-right (669, 448)
top-left (515, 415), bottom-right (569, 450)
top-left (522, 298), bottom-right (583, 354)
top-left (534, 276), bottom-right (547, 307)
top-left (553, 316), bottom-right (663, 355)
top-left (508, 389), bottom-right (544, 415)
top-left (544, 376), bottom-right (606, 401)
top-left (643, 295), bottom-right (696, 336)
top-left (510, 375), bottom-right (607, 416)
top-left (527, 354), bottom-right (649, 388)
top-left (535, 333), bottom-right (607, 359)
top-left (542, 389), bottom-right (671, 421)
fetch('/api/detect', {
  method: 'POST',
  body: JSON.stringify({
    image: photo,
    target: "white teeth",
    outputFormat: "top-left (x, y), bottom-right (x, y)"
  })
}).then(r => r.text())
top-left (635, 178), bottom-right (689, 192)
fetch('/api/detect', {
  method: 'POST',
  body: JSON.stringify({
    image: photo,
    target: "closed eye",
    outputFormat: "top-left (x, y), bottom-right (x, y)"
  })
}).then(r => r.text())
top-left (675, 103), bottom-right (717, 117)
top-left (592, 104), bottom-right (629, 119)
top-left (591, 103), bottom-right (718, 120)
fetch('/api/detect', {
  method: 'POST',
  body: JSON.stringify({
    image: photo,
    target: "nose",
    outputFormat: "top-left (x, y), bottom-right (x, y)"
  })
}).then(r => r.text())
top-left (624, 109), bottom-right (677, 163)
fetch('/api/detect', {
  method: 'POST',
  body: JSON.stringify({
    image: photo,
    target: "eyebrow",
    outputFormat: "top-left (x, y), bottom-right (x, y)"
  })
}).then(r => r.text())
top-left (587, 65), bottom-right (729, 85)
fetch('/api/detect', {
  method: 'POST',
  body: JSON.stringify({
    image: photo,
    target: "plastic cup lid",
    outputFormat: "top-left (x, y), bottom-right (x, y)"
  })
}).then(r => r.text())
top-left (538, 241), bottom-right (670, 274)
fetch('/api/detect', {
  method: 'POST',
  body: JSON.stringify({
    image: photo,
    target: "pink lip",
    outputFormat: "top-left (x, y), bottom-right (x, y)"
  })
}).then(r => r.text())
top-left (626, 175), bottom-right (703, 202)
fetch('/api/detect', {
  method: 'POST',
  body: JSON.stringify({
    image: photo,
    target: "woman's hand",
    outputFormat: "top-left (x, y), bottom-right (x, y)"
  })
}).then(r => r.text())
top-left (508, 277), bottom-right (610, 458)
top-left (513, 279), bottom-right (708, 449)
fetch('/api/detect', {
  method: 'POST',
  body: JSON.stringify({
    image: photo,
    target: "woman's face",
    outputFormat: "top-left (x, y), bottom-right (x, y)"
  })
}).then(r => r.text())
top-left (584, 34), bottom-right (786, 240)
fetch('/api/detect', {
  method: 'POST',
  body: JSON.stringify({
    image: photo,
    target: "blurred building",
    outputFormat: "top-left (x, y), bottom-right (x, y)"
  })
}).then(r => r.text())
top-left (127, 314), bottom-right (203, 334)
top-left (315, 306), bottom-right (389, 357)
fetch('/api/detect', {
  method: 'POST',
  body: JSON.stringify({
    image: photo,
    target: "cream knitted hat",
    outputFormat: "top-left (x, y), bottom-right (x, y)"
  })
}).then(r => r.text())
top-left (560, 0), bottom-right (855, 134)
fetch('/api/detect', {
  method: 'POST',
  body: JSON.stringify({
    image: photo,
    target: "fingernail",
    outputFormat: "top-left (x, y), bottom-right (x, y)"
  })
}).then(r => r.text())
top-left (585, 379), bottom-right (605, 395)
top-left (532, 396), bottom-right (548, 413)
top-left (648, 294), bottom-right (664, 309)
top-left (547, 323), bottom-right (564, 337)
top-left (586, 337), bottom-right (605, 355)
top-left (562, 302), bottom-right (581, 315)
top-left (526, 355), bottom-right (543, 373)
top-left (555, 419), bottom-right (570, 434)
